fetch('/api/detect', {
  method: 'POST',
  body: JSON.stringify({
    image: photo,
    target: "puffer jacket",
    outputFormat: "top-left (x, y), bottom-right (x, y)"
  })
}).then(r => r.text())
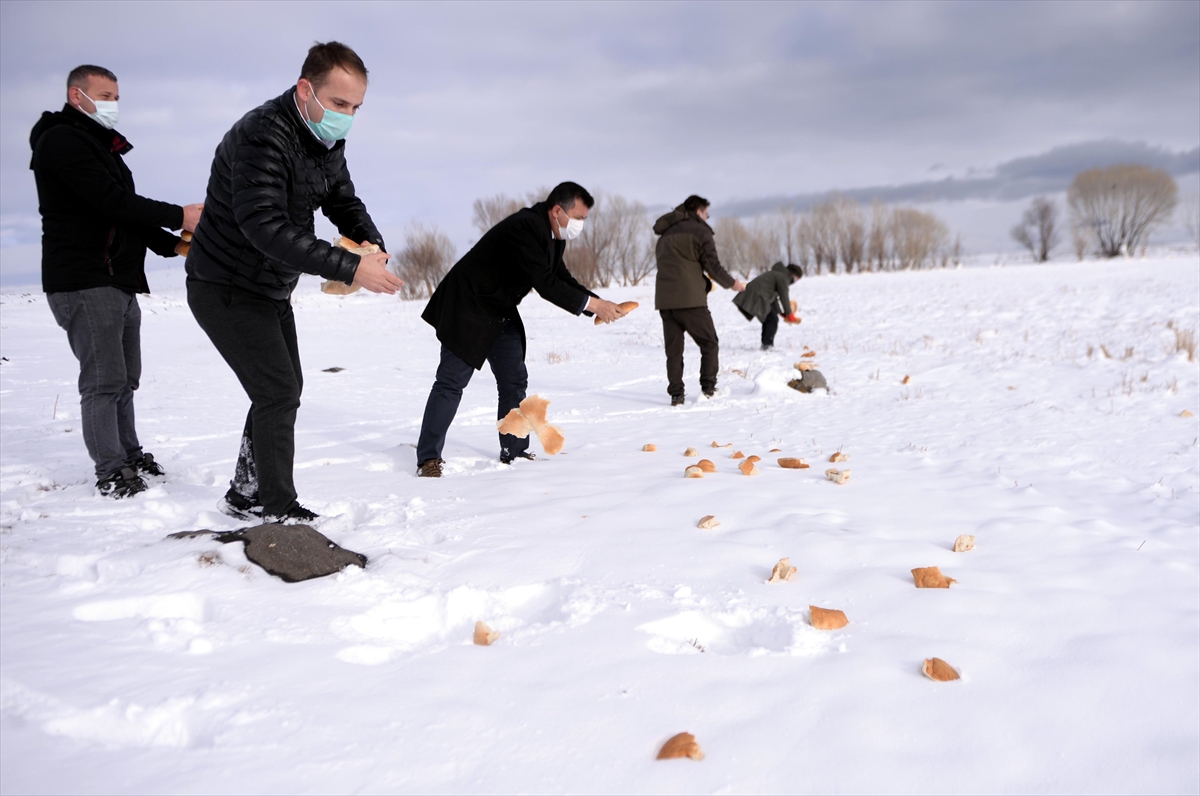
top-left (653, 206), bottom-right (736, 310)
top-left (30, 106), bottom-right (183, 294)
top-left (186, 87), bottom-right (383, 300)
top-left (734, 262), bottom-right (793, 321)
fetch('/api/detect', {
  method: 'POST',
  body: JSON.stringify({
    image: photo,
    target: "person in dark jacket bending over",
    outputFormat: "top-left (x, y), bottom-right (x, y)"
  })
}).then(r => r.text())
top-left (653, 195), bottom-right (745, 406)
top-left (186, 42), bottom-right (402, 523)
top-left (415, 182), bottom-right (627, 477)
top-left (30, 64), bottom-right (204, 499)
top-left (733, 262), bottom-right (803, 350)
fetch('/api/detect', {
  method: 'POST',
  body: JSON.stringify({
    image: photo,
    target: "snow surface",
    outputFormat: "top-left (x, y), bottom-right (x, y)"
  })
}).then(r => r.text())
top-left (1, 256), bottom-right (1198, 794)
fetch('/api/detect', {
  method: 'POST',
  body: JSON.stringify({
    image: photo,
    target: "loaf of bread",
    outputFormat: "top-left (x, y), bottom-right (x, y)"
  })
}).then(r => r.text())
top-left (809, 606), bottom-right (849, 630)
top-left (922, 658), bottom-right (960, 682)
top-left (593, 300), bottom-right (641, 325)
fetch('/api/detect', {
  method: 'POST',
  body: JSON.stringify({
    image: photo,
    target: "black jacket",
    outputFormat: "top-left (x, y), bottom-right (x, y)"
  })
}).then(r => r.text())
top-left (30, 106), bottom-right (183, 294)
top-left (734, 262), bottom-right (793, 321)
top-left (186, 88), bottom-right (383, 300)
top-left (422, 202), bottom-right (596, 369)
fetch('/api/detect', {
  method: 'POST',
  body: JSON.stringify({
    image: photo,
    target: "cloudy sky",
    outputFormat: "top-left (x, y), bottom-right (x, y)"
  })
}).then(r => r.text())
top-left (1, 0), bottom-right (1197, 282)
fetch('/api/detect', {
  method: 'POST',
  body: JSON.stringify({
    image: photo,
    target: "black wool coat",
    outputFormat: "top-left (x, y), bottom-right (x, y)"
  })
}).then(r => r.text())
top-left (186, 88), bottom-right (383, 300)
top-left (30, 106), bottom-right (184, 294)
top-left (422, 202), bottom-right (597, 369)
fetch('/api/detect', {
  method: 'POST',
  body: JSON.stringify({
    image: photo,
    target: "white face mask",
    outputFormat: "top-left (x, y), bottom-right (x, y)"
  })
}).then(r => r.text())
top-left (558, 216), bottom-right (585, 241)
top-left (78, 89), bottom-right (119, 130)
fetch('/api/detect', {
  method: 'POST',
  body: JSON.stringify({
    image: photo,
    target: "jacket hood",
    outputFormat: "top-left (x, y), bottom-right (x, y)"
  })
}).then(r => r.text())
top-left (770, 261), bottom-right (788, 274)
top-left (30, 105), bottom-right (131, 166)
top-left (653, 207), bottom-right (691, 235)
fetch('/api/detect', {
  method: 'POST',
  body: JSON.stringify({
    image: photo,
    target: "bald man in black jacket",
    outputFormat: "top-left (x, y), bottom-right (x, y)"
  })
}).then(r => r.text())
top-left (415, 182), bottom-right (626, 476)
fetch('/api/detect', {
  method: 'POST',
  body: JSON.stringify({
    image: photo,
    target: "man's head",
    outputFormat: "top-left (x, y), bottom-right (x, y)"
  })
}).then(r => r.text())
top-left (683, 194), bottom-right (710, 221)
top-left (787, 264), bottom-right (804, 282)
top-left (66, 65), bottom-right (118, 118)
top-left (547, 182), bottom-right (595, 240)
top-left (295, 42), bottom-right (369, 134)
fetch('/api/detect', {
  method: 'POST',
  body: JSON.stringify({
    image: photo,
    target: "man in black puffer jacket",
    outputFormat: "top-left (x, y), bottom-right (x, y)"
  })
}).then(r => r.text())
top-left (186, 42), bottom-right (402, 524)
top-left (30, 64), bottom-right (204, 499)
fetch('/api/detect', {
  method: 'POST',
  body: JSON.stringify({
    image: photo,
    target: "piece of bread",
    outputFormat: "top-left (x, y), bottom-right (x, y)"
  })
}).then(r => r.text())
top-left (922, 658), bottom-right (960, 682)
top-left (829, 452), bottom-right (849, 463)
top-left (825, 468), bottom-right (850, 484)
top-left (902, 375), bottom-right (911, 385)
top-left (180, 230), bottom-right (193, 242)
top-left (697, 515), bottom-right (719, 529)
top-left (745, 455), bottom-right (761, 464)
top-left (320, 280), bottom-right (360, 295)
top-left (334, 236), bottom-right (381, 256)
top-left (473, 621), bottom-right (500, 646)
top-left (778, 457), bottom-right (809, 469)
top-left (684, 447), bottom-right (699, 457)
top-left (684, 466), bottom-right (704, 479)
top-left (731, 451), bottom-right (745, 459)
top-left (643, 444), bottom-right (657, 452)
top-left (711, 441), bottom-right (731, 448)
top-left (770, 448), bottom-right (782, 452)
top-left (518, 396), bottom-right (551, 431)
top-left (795, 362), bottom-right (817, 371)
top-left (800, 351), bottom-right (815, 358)
top-left (911, 566), bottom-right (956, 588)
top-left (790, 299), bottom-right (798, 314)
top-left (537, 424), bottom-right (565, 456)
top-left (657, 732), bottom-right (704, 761)
top-left (953, 534), bottom-right (975, 552)
top-left (1182, 410), bottom-right (1195, 418)
top-left (768, 557), bottom-right (797, 583)
top-left (810, 606), bottom-right (849, 630)
top-left (697, 459), bottom-right (717, 473)
top-left (592, 300), bottom-right (641, 325)
top-left (497, 408), bottom-right (533, 438)
top-left (739, 460), bottom-right (759, 476)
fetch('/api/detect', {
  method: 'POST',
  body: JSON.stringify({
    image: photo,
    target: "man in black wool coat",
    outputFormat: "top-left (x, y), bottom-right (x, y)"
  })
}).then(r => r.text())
top-left (30, 64), bottom-right (204, 499)
top-left (415, 182), bottom-right (627, 477)
top-left (186, 42), bottom-right (402, 524)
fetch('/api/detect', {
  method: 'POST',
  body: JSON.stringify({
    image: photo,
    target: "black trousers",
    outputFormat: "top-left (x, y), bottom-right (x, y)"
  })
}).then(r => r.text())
top-left (761, 309), bottom-right (780, 347)
top-left (660, 307), bottom-right (719, 397)
top-left (187, 279), bottom-right (302, 516)
top-left (416, 320), bottom-right (528, 464)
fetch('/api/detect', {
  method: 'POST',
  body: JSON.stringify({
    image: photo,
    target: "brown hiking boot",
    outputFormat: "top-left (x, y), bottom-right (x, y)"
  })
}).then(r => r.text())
top-left (417, 458), bottom-right (444, 478)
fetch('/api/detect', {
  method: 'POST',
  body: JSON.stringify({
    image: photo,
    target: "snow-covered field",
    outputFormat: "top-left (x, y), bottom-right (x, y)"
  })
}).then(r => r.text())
top-left (2, 256), bottom-right (1198, 795)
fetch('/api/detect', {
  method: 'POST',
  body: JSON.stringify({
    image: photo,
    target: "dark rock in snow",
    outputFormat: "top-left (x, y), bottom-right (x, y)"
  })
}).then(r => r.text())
top-left (167, 524), bottom-right (367, 582)
top-left (322, 367), bottom-right (345, 373)
top-left (788, 370), bottom-right (828, 393)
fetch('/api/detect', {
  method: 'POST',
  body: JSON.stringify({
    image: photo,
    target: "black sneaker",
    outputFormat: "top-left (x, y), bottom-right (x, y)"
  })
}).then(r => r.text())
top-left (219, 488), bottom-right (263, 521)
top-left (500, 451), bottom-right (535, 465)
top-left (131, 452), bottom-right (166, 477)
top-left (417, 458), bottom-right (444, 477)
top-left (702, 388), bottom-right (716, 398)
top-left (264, 504), bottom-right (320, 525)
top-left (96, 466), bottom-right (147, 499)
top-left (670, 394), bottom-right (686, 407)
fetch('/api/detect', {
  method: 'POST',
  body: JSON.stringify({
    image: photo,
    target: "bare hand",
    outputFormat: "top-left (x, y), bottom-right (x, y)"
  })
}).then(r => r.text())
top-left (182, 203), bottom-right (204, 232)
top-left (354, 251), bottom-right (403, 294)
top-left (732, 280), bottom-right (747, 292)
top-left (587, 296), bottom-right (625, 323)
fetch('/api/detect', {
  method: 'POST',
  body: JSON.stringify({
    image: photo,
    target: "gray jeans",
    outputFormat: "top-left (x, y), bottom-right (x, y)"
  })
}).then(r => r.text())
top-left (48, 287), bottom-right (143, 479)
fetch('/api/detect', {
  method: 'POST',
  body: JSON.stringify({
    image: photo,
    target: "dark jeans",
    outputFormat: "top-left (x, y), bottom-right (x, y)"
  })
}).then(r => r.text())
top-left (416, 320), bottom-right (528, 463)
top-left (187, 279), bottom-right (302, 516)
top-left (47, 287), bottom-right (143, 479)
top-left (761, 309), bottom-right (779, 347)
top-left (660, 307), bottom-right (719, 397)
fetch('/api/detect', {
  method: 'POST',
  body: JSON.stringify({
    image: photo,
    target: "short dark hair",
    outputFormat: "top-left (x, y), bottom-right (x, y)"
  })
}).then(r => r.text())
top-left (300, 41), bottom-right (368, 89)
top-left (683, 195), bottom-right (710, 213)
top-left (787, 264), bottom-right (804, 280)
top-left (67, 65), bottom-right (117, 90)
top-left (546, 182), bottom-right (595, 211)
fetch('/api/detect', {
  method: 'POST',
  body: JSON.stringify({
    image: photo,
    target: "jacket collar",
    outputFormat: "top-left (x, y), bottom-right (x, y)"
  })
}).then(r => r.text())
top-left (280, 87), bottom-right (345, 157)
top-left (530, 201), bottom-right (557, 241)
top-left (60, 104), bottom-right (132, 154)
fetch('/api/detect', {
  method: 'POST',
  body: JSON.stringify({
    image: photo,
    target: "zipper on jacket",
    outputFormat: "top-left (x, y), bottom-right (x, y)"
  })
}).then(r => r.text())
top-left (102, 226), bottom-right (116, 276)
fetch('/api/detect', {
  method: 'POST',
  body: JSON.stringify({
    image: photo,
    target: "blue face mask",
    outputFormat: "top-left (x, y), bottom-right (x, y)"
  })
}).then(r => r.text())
top-left (302, 88), bottom-right (354, 141)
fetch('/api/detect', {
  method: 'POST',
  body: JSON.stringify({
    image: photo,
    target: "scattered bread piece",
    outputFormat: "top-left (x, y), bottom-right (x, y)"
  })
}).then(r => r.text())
top-left (537, 424), bottom-right (565, 456)
top-left (809, 606), bottom-right (849, 630)
top-left (745, 455), bottom-right (761, 464)
top-left (731, 451), bottom-right (745, 459)
top-left (922, 658), bottom-right (960, 682)
top-left (795, 362), bottom-right (817, 371)
top-left (778, 457), bottom-right (809, 469)
top-left (497, 408), bottom-right (533, 438)
top-left (684, 466), bottom-right (704, 479)
top-left (684, 447), bottom-right (699, 457)
top-left (592, 300), bottom-right (641, 325)
top-left (953, 534), bottom-right (975, 553)
top-left (697, 459), bottom-right (717, 473)
top-left (829, 452), bottom-right (849, 463)
top-left (642, 444), bottom-right (657, 452)
top-left (911, 566), bottom-right (956, 588)
top-left (770, 448), bottom-right (782, 452)
top-left (1183, 410), bottom-right (1195, 418)
top-left (697, 515), bottom-right (719, 530)
top-left (473, 621), bottom-right (500, 646)
top-left (801, 350), bottom-right (816, 358)
top-left (657, 732), bottom-right (705, 761)
top-left (508, 395), bottom-right (563, 455)
top-left (767, 557), bottom-right (797, 583)
top-left (825, 468), bottom-right (850, 484)
top-left (738, 460), bottom-right (760, 476)
top-left (519, 395), bottom-right (551, 430)
top-left (711, 441), bottom-right (731, 448)
top-left (902, 375), bottom-right (911, 385)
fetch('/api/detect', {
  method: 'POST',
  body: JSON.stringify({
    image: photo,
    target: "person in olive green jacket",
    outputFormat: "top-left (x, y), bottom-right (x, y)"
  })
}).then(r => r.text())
top-left (733, 261), bottom-right (803, 350)
top-left (653, 195), bottom-right (745, 406)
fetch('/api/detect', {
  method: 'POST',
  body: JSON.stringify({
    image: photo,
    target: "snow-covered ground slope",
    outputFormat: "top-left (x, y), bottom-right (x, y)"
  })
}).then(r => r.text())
top-left (2, 256), bottom-right (1198, 794)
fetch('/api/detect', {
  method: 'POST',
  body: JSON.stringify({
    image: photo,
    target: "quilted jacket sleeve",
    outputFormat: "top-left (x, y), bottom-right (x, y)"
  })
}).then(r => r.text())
top-left (321, 149), bottom-right (385, 253)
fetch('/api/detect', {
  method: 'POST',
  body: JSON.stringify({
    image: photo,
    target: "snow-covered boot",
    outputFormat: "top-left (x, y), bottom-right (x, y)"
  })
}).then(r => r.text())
top-left (417, 458), bottom-right (444, 478)
top-left (219, 488), bottom-right (263, 521)
top-left (96, 467), bottom-right (147, 499)
top-left (264, 504), bottom-right (320, 526)
top-left (131, 452), bottom-right (166, 477)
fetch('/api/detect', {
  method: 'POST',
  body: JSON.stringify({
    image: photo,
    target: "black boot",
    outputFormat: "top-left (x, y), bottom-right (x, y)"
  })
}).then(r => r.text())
top-left (131, 452), bottom-right (166, 477)
top-left (96, 467), bottom-right (148, 499)
top-left (219, 487), bottom-right (263, 521)
top-left (264, 504), bottom-right (320, 526)
top-left (671, 394), bottom-right (686, 407)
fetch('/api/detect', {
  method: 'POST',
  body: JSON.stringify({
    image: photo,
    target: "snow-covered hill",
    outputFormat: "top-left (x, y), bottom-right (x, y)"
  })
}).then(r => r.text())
top-left (2, 256), bottom-right (1197, 794)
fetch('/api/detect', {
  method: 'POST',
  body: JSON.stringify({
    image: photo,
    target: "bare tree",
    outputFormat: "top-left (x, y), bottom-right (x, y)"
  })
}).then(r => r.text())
top-left (891, 207), bottom-right (948, 270)
top-left (393, 222), bottom-right (456, 300)
top-left (807, 201), bottom-right (840, 274)
top-left (1010, 196), bottom-right (1061, 262)
top-left (603, 194), bottom-right (656, 285)
top-left (471, 194), bottom-right (524, 238)
top-left (867, 201), bottom-right (890, 272)
top-left (1067, 164), bottom-right (1178, 258)
top-left (833, 197), bottom-right (866, 272)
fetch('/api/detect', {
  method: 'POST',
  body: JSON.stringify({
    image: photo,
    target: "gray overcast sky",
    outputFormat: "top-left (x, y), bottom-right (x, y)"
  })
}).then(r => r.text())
top-left (1, 0), bottom-right (1197, 277)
